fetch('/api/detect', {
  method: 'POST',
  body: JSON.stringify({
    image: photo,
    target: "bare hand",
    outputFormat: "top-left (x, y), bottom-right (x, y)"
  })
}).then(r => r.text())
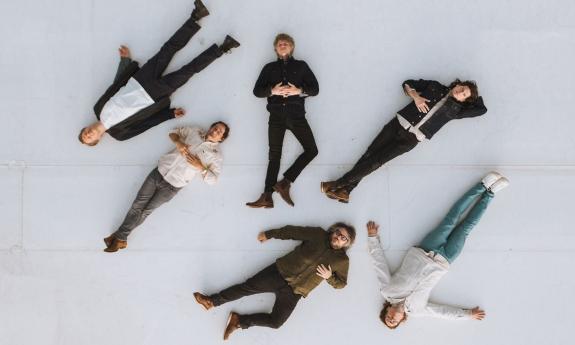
top-left (257, 231), bottom-right (268, 243)
top-left (173, 108), bottom-right (186, 118)
top-left (414, 95), bottom-right (430, 113)
top-left (271, 82), bottom-right (285, 96)
top-left (470, 307), bottom-right (485, 320)
top-left (367, 221), bottom-right (379, 237)
top-left (185, 153), bottom-right (204, 170)
top-left (119, 45), bottom-right (131, 58)
top-left (316, 264), bottom-right (332, 280)
top-left (280, 83), bottom-right (302, 97)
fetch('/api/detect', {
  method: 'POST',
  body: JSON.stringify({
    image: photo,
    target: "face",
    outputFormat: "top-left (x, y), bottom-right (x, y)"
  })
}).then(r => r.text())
top-left (206, 123), bottom-right (226, 142)
top-left (330, 228), bottom-right (350, 249)
top-left (274, 40), bottom-right (294, 58)
top-left (81, 124), bottom-right (103, 146)
top-left (384, 304), bottom-right (405, 328)
top-left (451, 85), bottom-right (471, 102)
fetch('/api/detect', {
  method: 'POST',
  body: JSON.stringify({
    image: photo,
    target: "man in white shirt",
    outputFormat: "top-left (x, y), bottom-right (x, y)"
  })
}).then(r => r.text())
top-left (103, 121), bottom-right (229, 252)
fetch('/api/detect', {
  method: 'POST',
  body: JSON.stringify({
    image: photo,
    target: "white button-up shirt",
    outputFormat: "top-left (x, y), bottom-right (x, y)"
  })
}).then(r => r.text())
top-left (157, 126), bottom-right (222, 188)
top-left (368, 236), bottom-right (472, 320)
top-left (100, 77), bottom-right (155, 129)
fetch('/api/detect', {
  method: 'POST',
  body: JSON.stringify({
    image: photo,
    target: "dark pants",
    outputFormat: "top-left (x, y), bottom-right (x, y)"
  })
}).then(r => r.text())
top-left (264, 111), bottom-right (318, 192)
top-left (113, 168), bottom-right (181, 241)
top-left (211, 264), bottom-right (302, 329)
top-left (336, 117), bottom-right (419, 193)
top-left (134, 17), bottom-right (222, 101)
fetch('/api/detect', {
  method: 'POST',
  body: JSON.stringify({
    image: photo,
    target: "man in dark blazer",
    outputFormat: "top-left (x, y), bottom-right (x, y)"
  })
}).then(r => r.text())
top-left (321, 78), bottom-right (488, 203)
top-left (79, 0), bottom-right (239, 146)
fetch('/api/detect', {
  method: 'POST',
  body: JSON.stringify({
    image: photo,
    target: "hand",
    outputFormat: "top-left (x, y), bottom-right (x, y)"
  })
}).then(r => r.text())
top-left (271, 82), bottom-right (285, 96)
top-left (280, 83), bottom-right (302, 97)
top-left (175, 141), bottom-right (189, 156)
top-left (118, 45), bottom-right (131, 58)
top-left (257, 231), bottom-right (268, 243)
top-left (185, 153), bottom-right (204, 170)
top-left (414, 95), bottom-right (431, 113)
top-left (470, 307), bottom-right (485, 320)
top-left (316, 264), bottom-right (332, 280)
top-left (367, 221), bottom-right (379, 237)
top-left (173, 108), bottom-right (186, 118)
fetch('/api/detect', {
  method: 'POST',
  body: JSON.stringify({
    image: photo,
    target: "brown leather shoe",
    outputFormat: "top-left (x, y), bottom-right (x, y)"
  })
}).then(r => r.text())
top-left (193, 292), bottom-right (214, 311)
top-left (320, 181), bottom-right (338, 193)
top-left (325, 188), bottom-right (350, 203)
top-left (246, 192), bottom-right (273, 208)
top-left (191, 0), bottom-right (209, 21)
top-left (103, 235), bottom-right (115, 248)
top-left (223, 312), bottom-right (240, 340)
top-left (273, 179), bottom-right (294, 207)
top-left (104, 238), bottom-right (127, 253)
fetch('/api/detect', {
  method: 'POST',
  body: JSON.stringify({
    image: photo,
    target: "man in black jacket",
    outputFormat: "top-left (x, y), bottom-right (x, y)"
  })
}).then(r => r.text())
top-left (321, 79), bottom-right (487, 203)
top-left (246, 34), bottom-right (319, 208)
top-left (79, 0), bottom-right (239, 146)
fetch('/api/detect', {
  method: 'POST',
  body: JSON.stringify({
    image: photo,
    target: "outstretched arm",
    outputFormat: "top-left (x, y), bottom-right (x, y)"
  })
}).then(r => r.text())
top-left (367, 221), bottom-right (392, 288)
top-left (417, 303), bottom-right (484, 321)
top-left (260, 226), bottom-right (324, 242)
top-left (114, 45), bottom-right (133, 83)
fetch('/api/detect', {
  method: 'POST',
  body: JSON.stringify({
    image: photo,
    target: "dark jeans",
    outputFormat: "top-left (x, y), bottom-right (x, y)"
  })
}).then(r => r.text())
top-left (113, 168), bottom-right (181, 241)
top-left (134, 17), bottom-right (222, 101)
top-left (336, 117), bottom-right (419, 193)
top-left (211, 264), bottom-right (302, 329)
top-left (264, 111), bottom-right (318, 192)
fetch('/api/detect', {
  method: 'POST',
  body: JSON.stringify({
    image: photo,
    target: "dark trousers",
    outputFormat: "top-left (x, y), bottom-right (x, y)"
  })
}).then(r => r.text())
top-left (113, 168), bottom-right (181, 241)
top-left (134, 17), bottom-right (222, 101)
top-left (264, 111), bottom-right (318, 192)
top-left (211, 264), bottom-right (302, 329)
top-left (336, 117), bottom-right (419, 192)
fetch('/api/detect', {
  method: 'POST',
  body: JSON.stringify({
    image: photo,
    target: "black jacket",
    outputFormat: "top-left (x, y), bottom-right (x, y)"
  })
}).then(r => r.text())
top-left (93, 59), bottom-right (175, 141)
top-left (397, 79), bottom-right (487, 139)
top-left (253, 57), bottom-right (319, 114)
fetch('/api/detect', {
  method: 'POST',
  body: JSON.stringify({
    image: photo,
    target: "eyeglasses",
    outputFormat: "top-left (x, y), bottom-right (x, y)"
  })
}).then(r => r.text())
top-left (334, 229), bottom-right (349, 243)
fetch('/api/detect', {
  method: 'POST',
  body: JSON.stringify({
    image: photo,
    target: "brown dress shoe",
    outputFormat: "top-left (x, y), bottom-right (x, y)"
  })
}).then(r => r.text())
top-left (223, 312), bottom-right (240, 341)
top-left (104, 238), bottom-right (127, 253)
top-left (103, 235), bottom-right (115, 248)
top-left (320, 181), bottom-right (339, 193)
top-left (193, 292), bottom-right (214, 311)
top-left (246, 192), bottom-right (273, 208)
top-left (325, 188), bottom-right (350, 203)
top-left (273, 179), bottom-right (294, 206)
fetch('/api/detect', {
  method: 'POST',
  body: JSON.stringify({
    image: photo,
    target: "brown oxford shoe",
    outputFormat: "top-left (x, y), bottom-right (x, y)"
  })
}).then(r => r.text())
top-left (246, 192), bottom-right (274, 209)
top-left (320, 181), bottom-right (338, 193)
top-left (325, 188), bottom-right (350, 203)
top-left (223, 312), bottom-right (241, 341)
top-left (193, 292), bottom-right (214, 311)
top-left (104, 238), bottom-right (127, 253)
top-left (273, 179), bottom-right (294, 207)
top-left (103, 235), bottom-right (115, 248)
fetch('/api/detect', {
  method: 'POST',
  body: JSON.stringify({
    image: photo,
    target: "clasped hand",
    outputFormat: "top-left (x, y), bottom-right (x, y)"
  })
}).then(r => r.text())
top-left (271, 82), bottom-right (302, 98)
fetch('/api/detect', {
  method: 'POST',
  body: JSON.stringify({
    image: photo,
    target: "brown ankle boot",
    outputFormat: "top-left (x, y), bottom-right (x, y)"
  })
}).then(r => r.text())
top-left (273, 179), bottom-right (294, 206)
top-left (223, 312), bottom-right (240, 340)
top-left (193, 292), bottom-right (214, 311)
top-left (325, 188), bottom-right (350, 203)
top-left (246, 192), bottom-right (273, 208)
top-left (320, 181), bottom-right (338, 193)
top-left (104, 238), bottom-right (127, 252)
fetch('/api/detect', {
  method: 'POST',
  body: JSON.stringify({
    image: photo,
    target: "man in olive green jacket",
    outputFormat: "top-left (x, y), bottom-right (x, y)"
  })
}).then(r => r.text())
top-left (194, 223), bottom-right (356, 340)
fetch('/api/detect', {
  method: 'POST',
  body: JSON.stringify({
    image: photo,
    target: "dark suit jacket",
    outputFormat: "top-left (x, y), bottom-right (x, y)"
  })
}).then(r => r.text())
top-left (93, 59), bottom-right (175, 141)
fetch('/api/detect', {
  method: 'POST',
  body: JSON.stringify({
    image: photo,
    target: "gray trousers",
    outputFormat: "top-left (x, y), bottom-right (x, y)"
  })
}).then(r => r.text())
top-left (113, 168), bottom-right (181, 241)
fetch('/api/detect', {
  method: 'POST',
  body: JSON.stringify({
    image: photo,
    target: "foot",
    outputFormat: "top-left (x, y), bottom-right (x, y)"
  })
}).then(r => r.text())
top-left (219, 35), bottom-right (240, 54)
top-left (223, 312), bottom-right (240, 341)
top-left (104, 238), bottom-right (127, 253)
top-left (273, 179), bottom-right (294, 206)
top-left (320, 181), bottom-right (338, 193)
top-left (103, 235), bottom-right (115, 248)
top-left (193, 292), bottom-right (214, 311)
top-left (488, 176), bottom-right (510, 194)
top-left (246, 192), bottom-right (273, 209)
top-left (482, 171), bottom-right (503, 190)
top-left (191, 0), bottom-right (210, 22)
top-left (325, 188), bottom-right (350, 203)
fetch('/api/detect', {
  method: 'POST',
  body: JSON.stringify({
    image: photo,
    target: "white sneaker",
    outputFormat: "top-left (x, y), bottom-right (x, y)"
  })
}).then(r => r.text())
top-left (489, 177), bottom-right (509, 194)
top-left (482, 171), bottom-right (503, 189)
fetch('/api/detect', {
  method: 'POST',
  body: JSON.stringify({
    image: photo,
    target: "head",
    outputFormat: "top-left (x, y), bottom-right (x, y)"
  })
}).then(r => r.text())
top-left (327, 222), bottom-right (356, 250)
top-left (448, 79), bottom-right (479, 103)
top-left (206, 121), bottom-right (230, 143)
top-left (274, 33), bottom-right (295, 59)
top-left (78, 123), bottom-right (104, 146)
top-left (380, 301), bottom-right (407, 329)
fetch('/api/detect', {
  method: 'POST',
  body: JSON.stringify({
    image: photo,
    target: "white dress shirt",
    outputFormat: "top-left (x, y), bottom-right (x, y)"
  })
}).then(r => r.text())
top-left (396, 95), bottom-right (449, 141)
top-left (368, 236), bottom-right (472, 320)
top-left (157, 127), bottom-right (222, 188)
top-left (100, 77), bottom-right (155, 129)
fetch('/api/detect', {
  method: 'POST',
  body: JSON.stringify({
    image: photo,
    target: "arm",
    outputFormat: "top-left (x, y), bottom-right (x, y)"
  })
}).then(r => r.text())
top-left (264, 226), bottom-right (324, 241)
top-left (326, 260), bottom-right (348, 289)
top-left (199, 152), bottom-right (222, 186)
top-left (415, 302), bottom-right (475, 320)
top-left (368, 235), bottom-right (392, 288)
top-left (114, 46), bottom-right (133, 83)
top-left (456, 96), bottom-right (487, 119)
top-left (402, 79), bottom-right (433, 113)
top-left (300, 62), bottom-right (319, 97)
top-left (402, 79), bottom-right (432, 95)
top-left (253, 64), bottom-right (272, 98)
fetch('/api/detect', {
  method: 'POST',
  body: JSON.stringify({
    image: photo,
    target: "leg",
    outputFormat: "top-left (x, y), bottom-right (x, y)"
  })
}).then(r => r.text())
top-left (159, 44), bottom-right (222, 91)
top-left (419, 182), bottom-right (488, 252)
top-left (283, 115), bottom-right (318, 183)
top-left (239, 285), bottom-right (301, 329)
top-left (441, 191), bottom-right (494, 262)
top-left (264, 113), bottom-right (287, 192)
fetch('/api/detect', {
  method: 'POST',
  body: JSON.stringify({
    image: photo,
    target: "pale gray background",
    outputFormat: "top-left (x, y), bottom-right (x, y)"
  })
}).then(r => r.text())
top-left (1, 0), bottom-right (574, 344)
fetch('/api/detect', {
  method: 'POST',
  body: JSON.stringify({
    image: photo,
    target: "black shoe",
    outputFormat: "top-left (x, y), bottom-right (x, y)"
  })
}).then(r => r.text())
top-left (191, 0), bottom-right (210, 22)
top-left (219, 35), bottom-right (240, 54)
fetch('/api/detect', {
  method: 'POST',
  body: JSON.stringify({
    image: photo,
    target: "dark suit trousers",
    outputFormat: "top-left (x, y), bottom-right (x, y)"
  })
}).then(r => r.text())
top-left (210, 264), bottom-right (302, 329)
top-left (336, 117), bottom-right (419, 193)
top-left (264, 111), bottom-right (318, 192)
top-left (134, 17), bottom-right (222, 101)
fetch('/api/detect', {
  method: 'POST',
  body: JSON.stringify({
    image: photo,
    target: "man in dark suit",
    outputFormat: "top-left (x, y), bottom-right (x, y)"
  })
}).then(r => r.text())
top-left (79, 0), bottom-right (239, 146)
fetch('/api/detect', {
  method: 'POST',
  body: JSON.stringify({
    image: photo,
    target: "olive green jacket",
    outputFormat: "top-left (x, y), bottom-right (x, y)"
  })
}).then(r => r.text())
top-left (265, 225), bottom-right (349, 297)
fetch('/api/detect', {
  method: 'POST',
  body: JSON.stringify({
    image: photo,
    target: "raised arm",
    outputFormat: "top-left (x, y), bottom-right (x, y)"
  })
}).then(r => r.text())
top-left (456, 96), bottom-right (487, 119)
top-left (114, 45), bottom-right (134, 83)
top-left (415, 303), bottom-right (484, 321)
top-left (262, 225), bottom-right (325, 241)
top-left (367, 221), bottom-right (392, 288)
